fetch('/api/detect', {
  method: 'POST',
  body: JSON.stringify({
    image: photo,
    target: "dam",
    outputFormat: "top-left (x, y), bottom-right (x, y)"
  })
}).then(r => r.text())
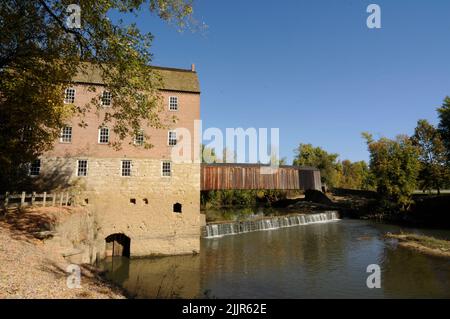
top-left (203, 211), bottom-right (340, 238)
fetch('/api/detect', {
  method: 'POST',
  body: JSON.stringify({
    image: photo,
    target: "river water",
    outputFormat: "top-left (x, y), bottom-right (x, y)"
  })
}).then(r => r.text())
top-left (101, 214), bottom-right (450, 299)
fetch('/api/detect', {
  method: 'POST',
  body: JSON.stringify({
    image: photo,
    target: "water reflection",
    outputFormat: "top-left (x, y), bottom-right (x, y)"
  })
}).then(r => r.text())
top-left (102, 219), bottom-right (450, 299)
top-left (102, 255), bottom-right (201, 298)
top-left (382, 243), bottom-right (450, 298)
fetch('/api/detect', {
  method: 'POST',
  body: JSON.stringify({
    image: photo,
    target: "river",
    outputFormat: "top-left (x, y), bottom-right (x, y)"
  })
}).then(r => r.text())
top-left (100, 211), bottom-right (450, 299)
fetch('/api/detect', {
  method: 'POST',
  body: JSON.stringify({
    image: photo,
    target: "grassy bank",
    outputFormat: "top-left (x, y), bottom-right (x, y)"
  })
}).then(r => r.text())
top-left (386, 233), bottom-right (450, 259)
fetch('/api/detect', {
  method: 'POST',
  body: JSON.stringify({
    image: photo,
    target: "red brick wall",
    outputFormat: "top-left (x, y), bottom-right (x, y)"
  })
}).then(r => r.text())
top-left (45, 84), bottom-right (200, 160)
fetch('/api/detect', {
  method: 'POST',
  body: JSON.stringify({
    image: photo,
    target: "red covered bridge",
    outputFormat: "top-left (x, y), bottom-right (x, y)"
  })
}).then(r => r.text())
top-left (200, 164), bottom-right (322, 191)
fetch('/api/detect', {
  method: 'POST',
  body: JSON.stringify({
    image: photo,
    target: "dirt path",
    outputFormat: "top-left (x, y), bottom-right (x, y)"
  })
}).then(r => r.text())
top-left (0, 209), bottom-right (125, 299)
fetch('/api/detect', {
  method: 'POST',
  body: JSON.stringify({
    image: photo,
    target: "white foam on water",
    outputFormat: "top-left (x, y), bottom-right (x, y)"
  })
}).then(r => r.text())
top-left (204, 211), bottom-right (340, 239)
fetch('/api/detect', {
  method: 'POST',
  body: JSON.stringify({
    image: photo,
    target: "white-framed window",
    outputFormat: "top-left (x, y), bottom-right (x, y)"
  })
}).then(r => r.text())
top-left (98, 127), bottom-right (109, 144)
top-left (60, 126), bottom-right (72, 143)
top-left (20, 126), bottom-right (32, 141)
top-left (134, 131), bottom-right (144, 146)
top-left (169, 96), bottom-right (178, 111)
top-left (121, 160), bottom-right (132, 177)
top-left (29, 159), bottom-right (41, 176)
top-left (77, 160), bottom-right (88, 177)
top-left (161, 161), bottom-right (171, 177)
top-left (101, 91), bottom-right (112, 107)
top-left (168, 130), bottom-right (177, 146)
top-left (64, 88), bottom-right (76, 104)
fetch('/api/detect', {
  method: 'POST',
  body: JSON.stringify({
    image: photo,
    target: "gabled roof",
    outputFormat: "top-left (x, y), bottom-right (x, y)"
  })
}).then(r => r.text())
top-left (72, 63), bottom-right (200, 93)
top-left (153, 66), bottom-right (200, 93)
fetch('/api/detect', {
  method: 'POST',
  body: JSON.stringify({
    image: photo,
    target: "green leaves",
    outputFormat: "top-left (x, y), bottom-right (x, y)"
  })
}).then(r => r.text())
top-left (364, 135), bottom-right (420, 210)
top-left (438, 96), bottom-right (450, 162)
top-left (0, 0), bottom-right (194, 190)
top-left (293, 143), bottom-right (372, 190)
top-left (293, 143), bottom-right (340, 188)
top-left (412, 119), bottom-right (448, 193)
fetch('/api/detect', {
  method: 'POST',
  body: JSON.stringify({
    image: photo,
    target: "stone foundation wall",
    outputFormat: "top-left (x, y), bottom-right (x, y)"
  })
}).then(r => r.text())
top-left (38, 157), bottom-right (201, 258)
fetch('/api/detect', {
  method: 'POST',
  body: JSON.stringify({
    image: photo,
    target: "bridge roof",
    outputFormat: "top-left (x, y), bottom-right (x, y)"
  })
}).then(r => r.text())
top-left (201, 163), bottom-right (322, 191)
top-left (201, 163), bottom-right (320, 171)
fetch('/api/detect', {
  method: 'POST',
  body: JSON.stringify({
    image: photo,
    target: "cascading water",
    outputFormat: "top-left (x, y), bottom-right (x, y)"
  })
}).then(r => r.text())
top-left (203, 211), bottom-right (340, 238)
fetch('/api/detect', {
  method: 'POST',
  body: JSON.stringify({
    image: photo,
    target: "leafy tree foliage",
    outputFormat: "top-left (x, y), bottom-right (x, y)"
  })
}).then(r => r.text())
top-left (293, 143), bottom-right (340, 188)
top-left (363, 133), bottom-right (420, 210)
top-left (293, 143), bottom-right (372, 190)
top-left (412, 119), bottom-right (449, 194)
top-left (336, 160), bottom-right (373, 190)
top-left (437, 96), bottom-right (450, 162)
top-left (0, 0), bottom-right (194, 188)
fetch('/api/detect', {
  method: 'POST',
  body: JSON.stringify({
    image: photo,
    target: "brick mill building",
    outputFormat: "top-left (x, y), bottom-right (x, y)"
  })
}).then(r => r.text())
top-left (35, 64), bottom-right (202, 259)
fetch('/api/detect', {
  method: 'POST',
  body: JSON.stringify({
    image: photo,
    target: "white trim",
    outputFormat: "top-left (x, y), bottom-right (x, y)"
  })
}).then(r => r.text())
top-left (101, 90), bottom-right (112, 107)
top-left (59, 126), bottom-right (72, 143)
top-left (168, 96), bottom-right (178, 111)
top-left (98, 127), bottom-right (109, 144)
top-left (133, 130), bottom-right (144, 146)
top-left (29, 159), bottom-right (41, 177)
top-left (76, 159), bottom-right (88, 177)
top-left (167, 130), bottom-right (177, 146)
top-left (121, 160), bottom-right (132, 177)
top-left (64, 88), bottom-right (76, 104)
top-left (161, 160), bottom-right (172, 177)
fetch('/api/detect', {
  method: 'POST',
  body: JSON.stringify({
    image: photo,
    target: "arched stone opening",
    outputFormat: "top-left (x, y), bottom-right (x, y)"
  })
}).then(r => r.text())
top-left (105, 233), bottom-right (131, 258)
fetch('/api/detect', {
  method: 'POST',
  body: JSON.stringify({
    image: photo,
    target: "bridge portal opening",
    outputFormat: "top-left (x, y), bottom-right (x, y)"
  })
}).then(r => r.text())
top-left (105, 233), bottom-right (131, 258)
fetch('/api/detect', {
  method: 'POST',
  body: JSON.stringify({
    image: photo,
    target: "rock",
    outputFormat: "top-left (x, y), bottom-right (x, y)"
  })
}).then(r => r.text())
top-left (33, 231), bottom-right (56, 240)
top-left (305, 189), bottom-right (334, 205)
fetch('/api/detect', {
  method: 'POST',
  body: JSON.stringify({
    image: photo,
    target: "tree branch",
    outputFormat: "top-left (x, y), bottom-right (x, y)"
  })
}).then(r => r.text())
top-left (37, 0), bottom-right (86, 56)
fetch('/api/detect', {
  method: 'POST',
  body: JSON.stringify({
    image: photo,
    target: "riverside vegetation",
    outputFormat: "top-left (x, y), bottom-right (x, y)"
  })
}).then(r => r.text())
top-left (201, 98), bottom-right (450, 258)
top-left (202, 97), bottom-right (450, 226)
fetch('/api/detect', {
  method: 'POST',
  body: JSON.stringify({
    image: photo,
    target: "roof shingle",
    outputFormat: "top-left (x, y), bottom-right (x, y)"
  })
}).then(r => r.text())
top-left (72, 63), bottom-right (200, 93)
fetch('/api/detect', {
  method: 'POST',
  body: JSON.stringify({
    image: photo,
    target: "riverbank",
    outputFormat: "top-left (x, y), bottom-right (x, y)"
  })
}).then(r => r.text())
top-left (269, 189), bottom-right (450, 229)
top-left (385, 233), bottom-right (450, 259)
top-left (0, 208), bottom-right (126, 299)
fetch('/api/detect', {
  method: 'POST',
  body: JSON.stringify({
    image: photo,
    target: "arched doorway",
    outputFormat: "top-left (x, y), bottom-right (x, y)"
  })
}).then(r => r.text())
top-left (105, 233), bottom-right (131, 258)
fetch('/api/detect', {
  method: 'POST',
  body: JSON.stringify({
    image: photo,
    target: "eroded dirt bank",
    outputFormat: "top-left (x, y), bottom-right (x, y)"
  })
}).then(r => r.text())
top-left (0, 207), bottom-right (125, 299)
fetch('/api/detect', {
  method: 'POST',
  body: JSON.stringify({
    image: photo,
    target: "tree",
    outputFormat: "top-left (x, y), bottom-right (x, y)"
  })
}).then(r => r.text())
top-left (412, 119), bottom-right (448, 194)
top-left (293, 144), bottom-right (340, 188)
top-left (437, 96), bottom-right (450, 162)
top-left (201, 144), bottom-right (218, 163)
top-left (363, 133), bottom-right (420, 210)
top-left (338, 160), bottom-right (372, 190)
top-left (0, 0), bottom-right (195, 188)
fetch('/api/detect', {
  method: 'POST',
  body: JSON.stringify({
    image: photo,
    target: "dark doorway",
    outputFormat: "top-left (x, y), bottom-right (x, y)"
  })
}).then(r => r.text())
top-left (105, 233), bottom-right (131, 258)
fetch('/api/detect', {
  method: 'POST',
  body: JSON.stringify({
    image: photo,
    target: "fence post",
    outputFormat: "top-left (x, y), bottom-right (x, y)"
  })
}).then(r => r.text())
top-left (59, 193), bottom-right (63, 207)
top-left (52, 193), bottom-right (56, 207)
top-left (31, 192), bottom-right (36, 206)
top-left (4, 192), bottom-right (9, 209)
top-left (65, 193), bottom-right (69, 206)
top-left (43, 192), bottom-right (47, 207)
top-left (20, 192), bottom-right (25, 207)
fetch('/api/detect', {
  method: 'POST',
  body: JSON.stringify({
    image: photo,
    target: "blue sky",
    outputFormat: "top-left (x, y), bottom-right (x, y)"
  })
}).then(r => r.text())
top-left (115, 0), bottom-right (450, 163)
